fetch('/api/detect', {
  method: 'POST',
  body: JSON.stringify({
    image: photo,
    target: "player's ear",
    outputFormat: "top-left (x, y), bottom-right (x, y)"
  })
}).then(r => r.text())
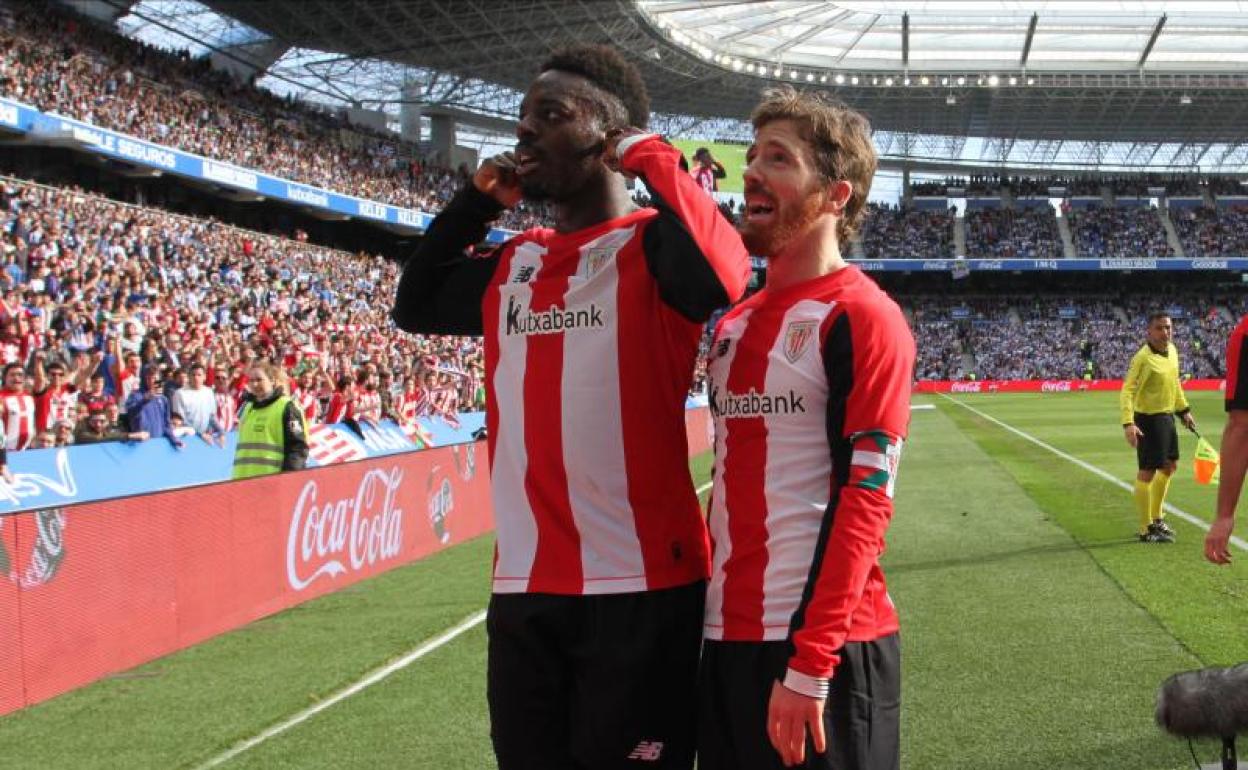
top-left (824, 180), bottom-right (853, 215)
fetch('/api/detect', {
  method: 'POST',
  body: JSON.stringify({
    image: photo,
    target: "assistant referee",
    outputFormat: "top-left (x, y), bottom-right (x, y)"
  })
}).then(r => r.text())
top-left (1120, 311), bottom-right (1196, 543)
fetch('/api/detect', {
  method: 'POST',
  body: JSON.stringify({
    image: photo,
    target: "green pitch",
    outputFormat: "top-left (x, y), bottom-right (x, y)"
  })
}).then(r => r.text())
top-left (670, 139), bottom-right (748, 194)
top-left (2, 391), bottom-right (1245, 768)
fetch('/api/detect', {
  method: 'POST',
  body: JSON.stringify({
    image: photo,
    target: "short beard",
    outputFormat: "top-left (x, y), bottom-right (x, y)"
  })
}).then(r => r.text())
top-left (740, 186), bottom-right (826, 257)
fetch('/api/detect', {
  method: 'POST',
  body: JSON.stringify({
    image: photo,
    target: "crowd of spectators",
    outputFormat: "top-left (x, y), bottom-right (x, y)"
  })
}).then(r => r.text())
top-left (905, 293), bottom-right (1239, 381)
top-left (0, 1), bottom-right (551, 233)
top-left (0, 175), bottom-right (482, 452)
top-left (1171, 205), bottom-right (1248, 259)
top-left (963, 207), bottom-right (1062, 259)
top-left (912, 174), bottom-right (1244, 198)
top-left (1067, 205), bottom-right (1173, 259)
top-left (859, 203), bottom-right (953, 259)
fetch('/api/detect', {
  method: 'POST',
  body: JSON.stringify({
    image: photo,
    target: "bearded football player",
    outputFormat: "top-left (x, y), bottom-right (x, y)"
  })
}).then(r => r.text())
top-left (699, 86), bottom-right (915, 770)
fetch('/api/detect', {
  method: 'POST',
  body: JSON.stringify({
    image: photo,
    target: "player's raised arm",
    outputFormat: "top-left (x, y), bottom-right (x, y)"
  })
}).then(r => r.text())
top-left (609, 132), bottom-right (750, 321)
top-left (390, 156), bottom-right (519, 336)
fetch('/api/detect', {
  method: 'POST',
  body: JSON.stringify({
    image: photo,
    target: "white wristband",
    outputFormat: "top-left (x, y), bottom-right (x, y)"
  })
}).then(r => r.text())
top-left (782, 667), bottom-right (830, 699)
top-left (616, 132), bottom-right (659, 159)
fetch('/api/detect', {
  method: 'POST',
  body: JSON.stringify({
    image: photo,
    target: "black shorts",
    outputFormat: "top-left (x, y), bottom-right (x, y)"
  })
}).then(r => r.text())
top-left (698, 635), bottom-right (901, 770)
top-left (487, 580), bottom-right (705, 770)
top-left (1134, 411), bottom-right (1179, 470)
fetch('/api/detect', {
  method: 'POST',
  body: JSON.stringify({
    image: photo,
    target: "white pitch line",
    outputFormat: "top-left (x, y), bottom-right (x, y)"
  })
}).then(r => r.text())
top-left (193, 609), bottom-right (487, 770)
top-left (696, 480), bottom-right (713, 495)
top-left (940, 394), bottom-right (1248, 552)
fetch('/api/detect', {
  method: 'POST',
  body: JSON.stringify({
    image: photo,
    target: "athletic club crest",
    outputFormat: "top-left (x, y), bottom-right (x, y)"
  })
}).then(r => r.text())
top-left (583, 245), bottom-right (616, 277)
top-left (783, 321), bottom-right (817, 364)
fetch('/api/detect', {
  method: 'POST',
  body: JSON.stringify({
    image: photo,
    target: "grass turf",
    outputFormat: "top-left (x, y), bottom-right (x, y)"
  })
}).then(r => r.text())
top-left (2, 394), bottom-right (1244, 768)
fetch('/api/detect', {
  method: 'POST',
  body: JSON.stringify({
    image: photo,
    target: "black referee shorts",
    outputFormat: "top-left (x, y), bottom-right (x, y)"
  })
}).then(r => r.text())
top-left (486, 580), bottom-right (705, 770)
top-left (698, 635), bottom-right (901, 770)
top-left (1134, 411), bottom-right (1179, 471)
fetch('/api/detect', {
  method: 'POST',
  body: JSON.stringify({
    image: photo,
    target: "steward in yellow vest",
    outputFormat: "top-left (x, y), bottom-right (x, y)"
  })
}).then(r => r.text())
top-left (232, 363), bottom-right (309, 480)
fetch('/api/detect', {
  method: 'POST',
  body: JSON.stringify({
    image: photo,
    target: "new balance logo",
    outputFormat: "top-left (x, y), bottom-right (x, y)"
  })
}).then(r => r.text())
top-left (628, 740), bottom-right (664, 761)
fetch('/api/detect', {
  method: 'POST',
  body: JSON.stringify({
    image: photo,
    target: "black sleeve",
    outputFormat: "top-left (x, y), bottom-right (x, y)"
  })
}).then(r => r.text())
top-left (641, 196), bottom-right (734, 324)
top-left (390, 184), bottom-right (507, 336)
top-left (282, 402), bottom-right (309, 471)
top-left (712, 161), bottom-right (727, 180)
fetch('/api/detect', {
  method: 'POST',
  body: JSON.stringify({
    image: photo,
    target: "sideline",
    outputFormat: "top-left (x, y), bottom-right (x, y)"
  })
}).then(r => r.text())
top-left (940, 394), bottom-right (1248, 552)
top-left (192, 610), bottom-right (488, 769)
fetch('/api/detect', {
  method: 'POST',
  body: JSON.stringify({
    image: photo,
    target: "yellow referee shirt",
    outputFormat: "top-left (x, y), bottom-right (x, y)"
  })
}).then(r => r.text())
top-left (1119, 342), bottom-right (1190, 425)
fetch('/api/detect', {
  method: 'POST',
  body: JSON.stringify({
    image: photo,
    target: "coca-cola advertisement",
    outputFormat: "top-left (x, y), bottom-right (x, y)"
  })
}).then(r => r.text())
top-left (0, 442), bottom-right (492, 716)
top-left (915, 378), bottom-right (1226, 394)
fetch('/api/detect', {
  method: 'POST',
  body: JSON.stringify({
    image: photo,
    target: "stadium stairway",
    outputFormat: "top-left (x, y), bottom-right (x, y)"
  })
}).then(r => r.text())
top-left (953, 213), bottom-right (968, 257)
top-left (1159, 207), bottom-right (1186, 257)
top-left (1056, 213), bottom-right (1078, 258)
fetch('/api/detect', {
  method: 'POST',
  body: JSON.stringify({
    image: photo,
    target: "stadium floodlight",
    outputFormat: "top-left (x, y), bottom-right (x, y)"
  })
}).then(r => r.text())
top-left (791, 70), bottom-right (799, 79)
top-left (885, 77), bottom-right (894, 86)
top-left (835, 73), bottom-right (845, 84)
top-left (1008, 76), bottom-right (1017, 86)
top-left (921, 76), bottom-right (930, 86)
top-left (1027, 77), bottom-right (1035, 85)
top-left (732, 59), bottom-right (743, 71)
top-left (819, 74), bottom-right (828, 83)
top-left (851, 75), bottom-right (859, 85)
top-left (873, 76), bottom-right (880, 85)
top-left (807, 72), bottom-right (815, 82)
top-left (941, 77), bottom-right (949, 86)
top-left (956, 76), bottom-right (966, 85)
top-left (774, 67), bottom-right (782, 77)
top-left (1180, 94), bottom-right (1193, 105)
top-left (988, 75), bottom-right (999, 87)
top-left (946, 95), bottom-right (957, 105)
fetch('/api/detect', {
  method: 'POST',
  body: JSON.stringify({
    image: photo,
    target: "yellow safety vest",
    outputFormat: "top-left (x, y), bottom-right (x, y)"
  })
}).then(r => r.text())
top-left (232, 395), bottom-right (295, 480)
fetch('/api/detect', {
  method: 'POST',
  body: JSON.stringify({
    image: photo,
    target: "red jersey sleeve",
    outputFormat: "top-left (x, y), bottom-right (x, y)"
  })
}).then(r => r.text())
top-left (786, 295), bottom-right (915, 688)
top-left (619, 135), bottom-right (750, 321)
top-left (1227, 315), bottom-right (1248, 412)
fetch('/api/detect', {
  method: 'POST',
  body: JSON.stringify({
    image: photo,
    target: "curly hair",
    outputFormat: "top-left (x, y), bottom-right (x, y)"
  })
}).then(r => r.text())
top-left (540, 44), bottom-right (650, 129)
top-left (751, 86), bottom-right (877, 243)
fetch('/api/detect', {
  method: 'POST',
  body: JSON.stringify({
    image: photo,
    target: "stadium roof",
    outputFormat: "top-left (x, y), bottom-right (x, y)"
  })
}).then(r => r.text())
top-left (116, 1), bottom-right (1248, 171)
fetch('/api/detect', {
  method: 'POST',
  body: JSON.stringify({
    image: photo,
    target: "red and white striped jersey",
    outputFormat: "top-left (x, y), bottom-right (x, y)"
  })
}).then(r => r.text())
top-left (394, 134), bottom-right (750, 596)
top-left (34, 385), bottom-right (78, 433)
top-left (399, 389), bottom-right (432, 422)
top-left (325, 391), bottom-right (351, 424)
top-left (352, 389), bottom-right (382, 423)
top-left (292, 388), bottom-right (320, 423)
top-left (482, 138), bottom-right (748, 595)
top-left (1227, 314), bottom-right (1248, 410)
top-left (118, 368), bottom-right (140, 411)
top-left (704, 265), bottom-right (915, 684)
top-left (215, 391), bottom-right (238, 433)
top-left (0, 389), bottom-right (36, 450)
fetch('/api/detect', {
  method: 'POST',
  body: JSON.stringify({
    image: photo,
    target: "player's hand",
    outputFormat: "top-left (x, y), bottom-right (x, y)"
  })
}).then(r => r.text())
top-left (473, 153), bottom-right (523, 209)
top-left (1181, 412), bottom-right (1197, 432)
top-left (602, 127), bottom-right (647, 177)
top-left (1205, 516), bottom-right (1236, 564)
top-left (767, 680), bottom-right (827, 767)
top-left (1124, 424), bottom-right (1143, 448)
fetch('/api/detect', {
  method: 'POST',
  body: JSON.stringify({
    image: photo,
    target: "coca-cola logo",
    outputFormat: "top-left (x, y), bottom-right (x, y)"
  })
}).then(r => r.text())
top-left (1041, 381), bottom-right (1072, 392)
top-left (428, 465), bottom-right (454, 545)
top-left (950, 382), bottom-right (982, 393)
top-left (452, 443), bottom-right (476, 481)
top-left (0, 508), bottom-right (66, 588)
top-left (286, 467), bottom-right (405, 591)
